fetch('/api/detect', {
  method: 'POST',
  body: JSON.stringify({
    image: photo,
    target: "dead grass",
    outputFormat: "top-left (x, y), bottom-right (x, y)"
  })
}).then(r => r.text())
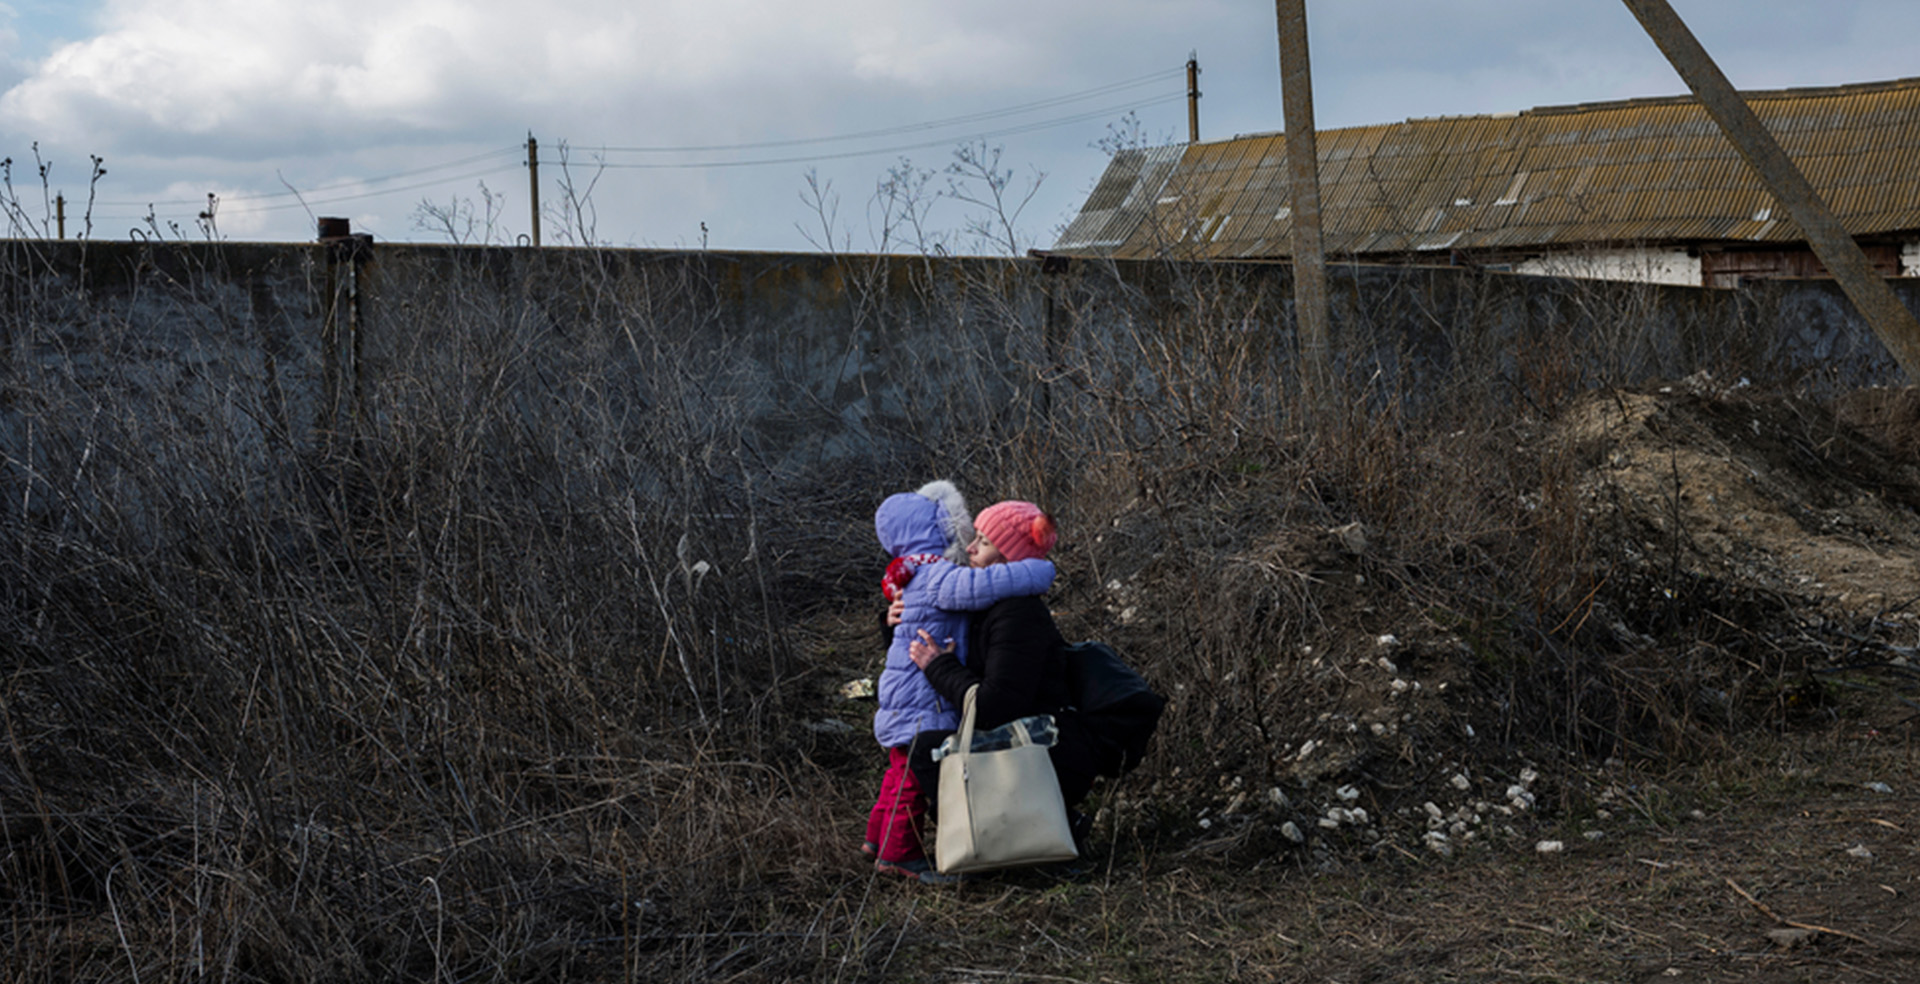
top-left (5, 241), bottom-right (1920, 980)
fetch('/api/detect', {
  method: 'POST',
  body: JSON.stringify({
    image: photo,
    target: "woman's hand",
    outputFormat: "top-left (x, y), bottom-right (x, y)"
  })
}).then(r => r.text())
top-left (908, 629), bottom-right (955, 670)
top-left (886, 598), bottom-right (906, 627)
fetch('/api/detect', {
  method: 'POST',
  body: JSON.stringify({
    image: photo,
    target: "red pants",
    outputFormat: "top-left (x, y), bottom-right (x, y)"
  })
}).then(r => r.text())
top-left (865, 747), bottom-right (927, 863)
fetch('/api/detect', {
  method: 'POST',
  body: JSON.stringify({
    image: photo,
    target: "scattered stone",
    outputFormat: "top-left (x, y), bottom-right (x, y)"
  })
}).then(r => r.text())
top-left (1688, 809), bottom-right (1707, 821)
top-left (1277, 821), bottom-right (1304, 843)
top-left (1331, 521), bottom-right (1369, 554)
top-left (1336, 784), bottom-right (1361, 802)
top-left (1535, 840), bottom-right (1565, 854)
top-left (1583, 831), bottom-right (1605, 841)
top-left (1847, 844), bottom-right (1874, 860)
top-left (1766, 928), bottom-right (1816, 950)
top-left (1864, 781), bottom-right (1894, 794)
top-left (1450, 773), bottom-right (1472, 791)
top-left (1268, 787), bottom-right (1291, 809)
top-left (1423, 801), bottom-right (1445, 820)
top-left (1376, 634), bottom-right (1399, 648)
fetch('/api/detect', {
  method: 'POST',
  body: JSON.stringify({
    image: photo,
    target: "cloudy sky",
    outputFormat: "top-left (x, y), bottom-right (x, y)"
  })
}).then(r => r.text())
top-left (0, 0), bottom-right (1913, 251)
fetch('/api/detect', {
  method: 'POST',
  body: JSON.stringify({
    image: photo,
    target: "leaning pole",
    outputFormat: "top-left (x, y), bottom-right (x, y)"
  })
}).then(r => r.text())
top-left (1623, 0), bottom-right (1920, 382)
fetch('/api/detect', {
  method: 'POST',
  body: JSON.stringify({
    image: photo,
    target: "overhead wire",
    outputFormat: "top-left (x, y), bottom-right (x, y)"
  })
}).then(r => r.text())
top-left (219, 162), bottom-right (526, 215)
top-left (95, 66), bottom-right (1185, 221)
top-left (598, 67), bottom-right (1184, 154)
top-left (97, 144), bottom-right (524, 209)
top-left (589, 93), bottom-right (1185, 170)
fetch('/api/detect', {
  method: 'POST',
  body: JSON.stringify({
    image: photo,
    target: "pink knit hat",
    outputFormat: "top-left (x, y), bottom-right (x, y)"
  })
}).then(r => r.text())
top-left (974, 501), bottom-right (1057, 562)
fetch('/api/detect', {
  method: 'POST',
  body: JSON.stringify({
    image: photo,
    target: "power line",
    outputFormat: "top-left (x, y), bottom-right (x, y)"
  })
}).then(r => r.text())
top-left (233, 85), bottom-right (1169, 207)
top-left (89, 160), bottom-right (524, 224)
top-left (587, 94), bottom-right (1184, 170)
top-left (89, 66), bottom-right (1187, 223)
top-left (98, 145), bottom-right (523, 208)
top-left (599, 67), bottom-right (1184, 154)
top-left (218, 162), bottom-right (524, 215)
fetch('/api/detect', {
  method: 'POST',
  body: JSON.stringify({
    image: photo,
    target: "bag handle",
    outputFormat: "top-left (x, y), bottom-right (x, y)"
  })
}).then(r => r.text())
top-left (955, 684), bottom-right (980, 757)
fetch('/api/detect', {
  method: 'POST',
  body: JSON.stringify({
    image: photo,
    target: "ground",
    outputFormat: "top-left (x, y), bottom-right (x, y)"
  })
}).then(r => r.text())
top-left (855, 728), bottom-right (1918, 983)
top-left (793, 380), bottom-right (1920, 983)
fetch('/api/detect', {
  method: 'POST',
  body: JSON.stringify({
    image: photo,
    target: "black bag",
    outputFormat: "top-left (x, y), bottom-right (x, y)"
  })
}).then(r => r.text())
top-left (1061, 641), bottom-right (1168, 777)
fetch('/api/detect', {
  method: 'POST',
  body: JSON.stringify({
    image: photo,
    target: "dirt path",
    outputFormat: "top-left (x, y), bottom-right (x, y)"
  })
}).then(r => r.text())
top-left (849, 722), bottom-right (1920, 983)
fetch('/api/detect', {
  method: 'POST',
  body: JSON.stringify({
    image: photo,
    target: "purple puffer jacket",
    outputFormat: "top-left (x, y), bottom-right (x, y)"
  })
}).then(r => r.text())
top-left (873, 491), bottom-right (1054, 749)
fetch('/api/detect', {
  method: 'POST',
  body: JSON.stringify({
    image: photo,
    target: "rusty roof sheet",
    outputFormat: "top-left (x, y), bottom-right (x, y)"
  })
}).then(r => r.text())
top-left (1052, 77), bottom-right (1920, 259)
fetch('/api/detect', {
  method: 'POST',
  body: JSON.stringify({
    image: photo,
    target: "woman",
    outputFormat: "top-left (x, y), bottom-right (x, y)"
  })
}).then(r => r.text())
top-left (903, 501), bottom-right (1105, 868)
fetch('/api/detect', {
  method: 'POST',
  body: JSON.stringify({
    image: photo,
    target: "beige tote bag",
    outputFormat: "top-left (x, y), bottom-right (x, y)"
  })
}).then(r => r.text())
top-left (934, 685), bottom-right (1079, 874)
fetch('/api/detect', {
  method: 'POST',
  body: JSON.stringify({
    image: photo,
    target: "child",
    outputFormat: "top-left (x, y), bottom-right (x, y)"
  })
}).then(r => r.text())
top-left (866, 481), bottom-right (1054, 881)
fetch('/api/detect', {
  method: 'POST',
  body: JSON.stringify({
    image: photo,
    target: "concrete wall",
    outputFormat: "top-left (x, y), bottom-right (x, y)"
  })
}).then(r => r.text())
top-left (0, 239), bottom-right (1909, 522)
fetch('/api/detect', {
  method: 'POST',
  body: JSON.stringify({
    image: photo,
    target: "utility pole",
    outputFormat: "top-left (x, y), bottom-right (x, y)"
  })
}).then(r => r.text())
top-left (54, 194), bottom-right (64, 239)
top-left (527, 133), bottom-right (541, 248)
top-left (1621, 0), bottom-right (1920, 381)
top-left (1276, 0), bottom-right (1332, 407)
top-left (1187, 54), bottom-right (1202, 143)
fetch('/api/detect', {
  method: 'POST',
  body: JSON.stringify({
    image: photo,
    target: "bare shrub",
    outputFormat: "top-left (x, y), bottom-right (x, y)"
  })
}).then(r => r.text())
top-left (1, 232), bottom-right (1887, 977)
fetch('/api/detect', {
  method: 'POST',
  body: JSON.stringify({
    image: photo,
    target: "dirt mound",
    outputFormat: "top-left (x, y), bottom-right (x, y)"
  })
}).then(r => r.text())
top-left (1564, 377), bottom-right (1920, 617)
top-left (1067, 379), bottom-right (1920, 876)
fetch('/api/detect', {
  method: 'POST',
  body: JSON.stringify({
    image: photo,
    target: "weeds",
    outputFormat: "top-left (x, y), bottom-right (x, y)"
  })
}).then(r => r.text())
top-left (0, 228), bottom-right (1908, 979)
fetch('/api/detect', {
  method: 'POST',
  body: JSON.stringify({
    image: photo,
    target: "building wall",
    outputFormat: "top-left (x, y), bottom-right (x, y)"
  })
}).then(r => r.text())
top-left (1513, 248), bottom-right (1702, 286)
top-left (1702, 244), bottom-right (1904, 288)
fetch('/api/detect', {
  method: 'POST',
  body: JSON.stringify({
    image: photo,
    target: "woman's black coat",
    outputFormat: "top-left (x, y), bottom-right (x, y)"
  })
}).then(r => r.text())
top-left (912, 594), bottom-right (1102, 809)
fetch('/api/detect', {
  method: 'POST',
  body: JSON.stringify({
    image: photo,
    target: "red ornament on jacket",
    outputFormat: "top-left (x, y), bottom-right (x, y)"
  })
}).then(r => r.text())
top-left (882, 553), bottom-right (945, 602)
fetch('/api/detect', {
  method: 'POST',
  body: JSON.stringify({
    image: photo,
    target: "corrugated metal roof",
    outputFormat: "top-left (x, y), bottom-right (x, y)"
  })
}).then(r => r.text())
top-left (1054, 77), bottom-right (1920, 259)
top-left (1053, 144), bottom-right (1186, 252)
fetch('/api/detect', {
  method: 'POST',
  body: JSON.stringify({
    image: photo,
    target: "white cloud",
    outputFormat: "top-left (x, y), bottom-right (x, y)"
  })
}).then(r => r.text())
top-left (0, 0), bottom-right (1080, 155)
top-left (2, 0), bottom-right (1915, 248)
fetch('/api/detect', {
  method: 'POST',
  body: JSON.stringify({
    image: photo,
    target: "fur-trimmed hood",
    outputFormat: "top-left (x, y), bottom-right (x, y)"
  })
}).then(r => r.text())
top-left (913, 480), bottom-right (974, 563)
top-left (875, 480), bottom-right (974, 563)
